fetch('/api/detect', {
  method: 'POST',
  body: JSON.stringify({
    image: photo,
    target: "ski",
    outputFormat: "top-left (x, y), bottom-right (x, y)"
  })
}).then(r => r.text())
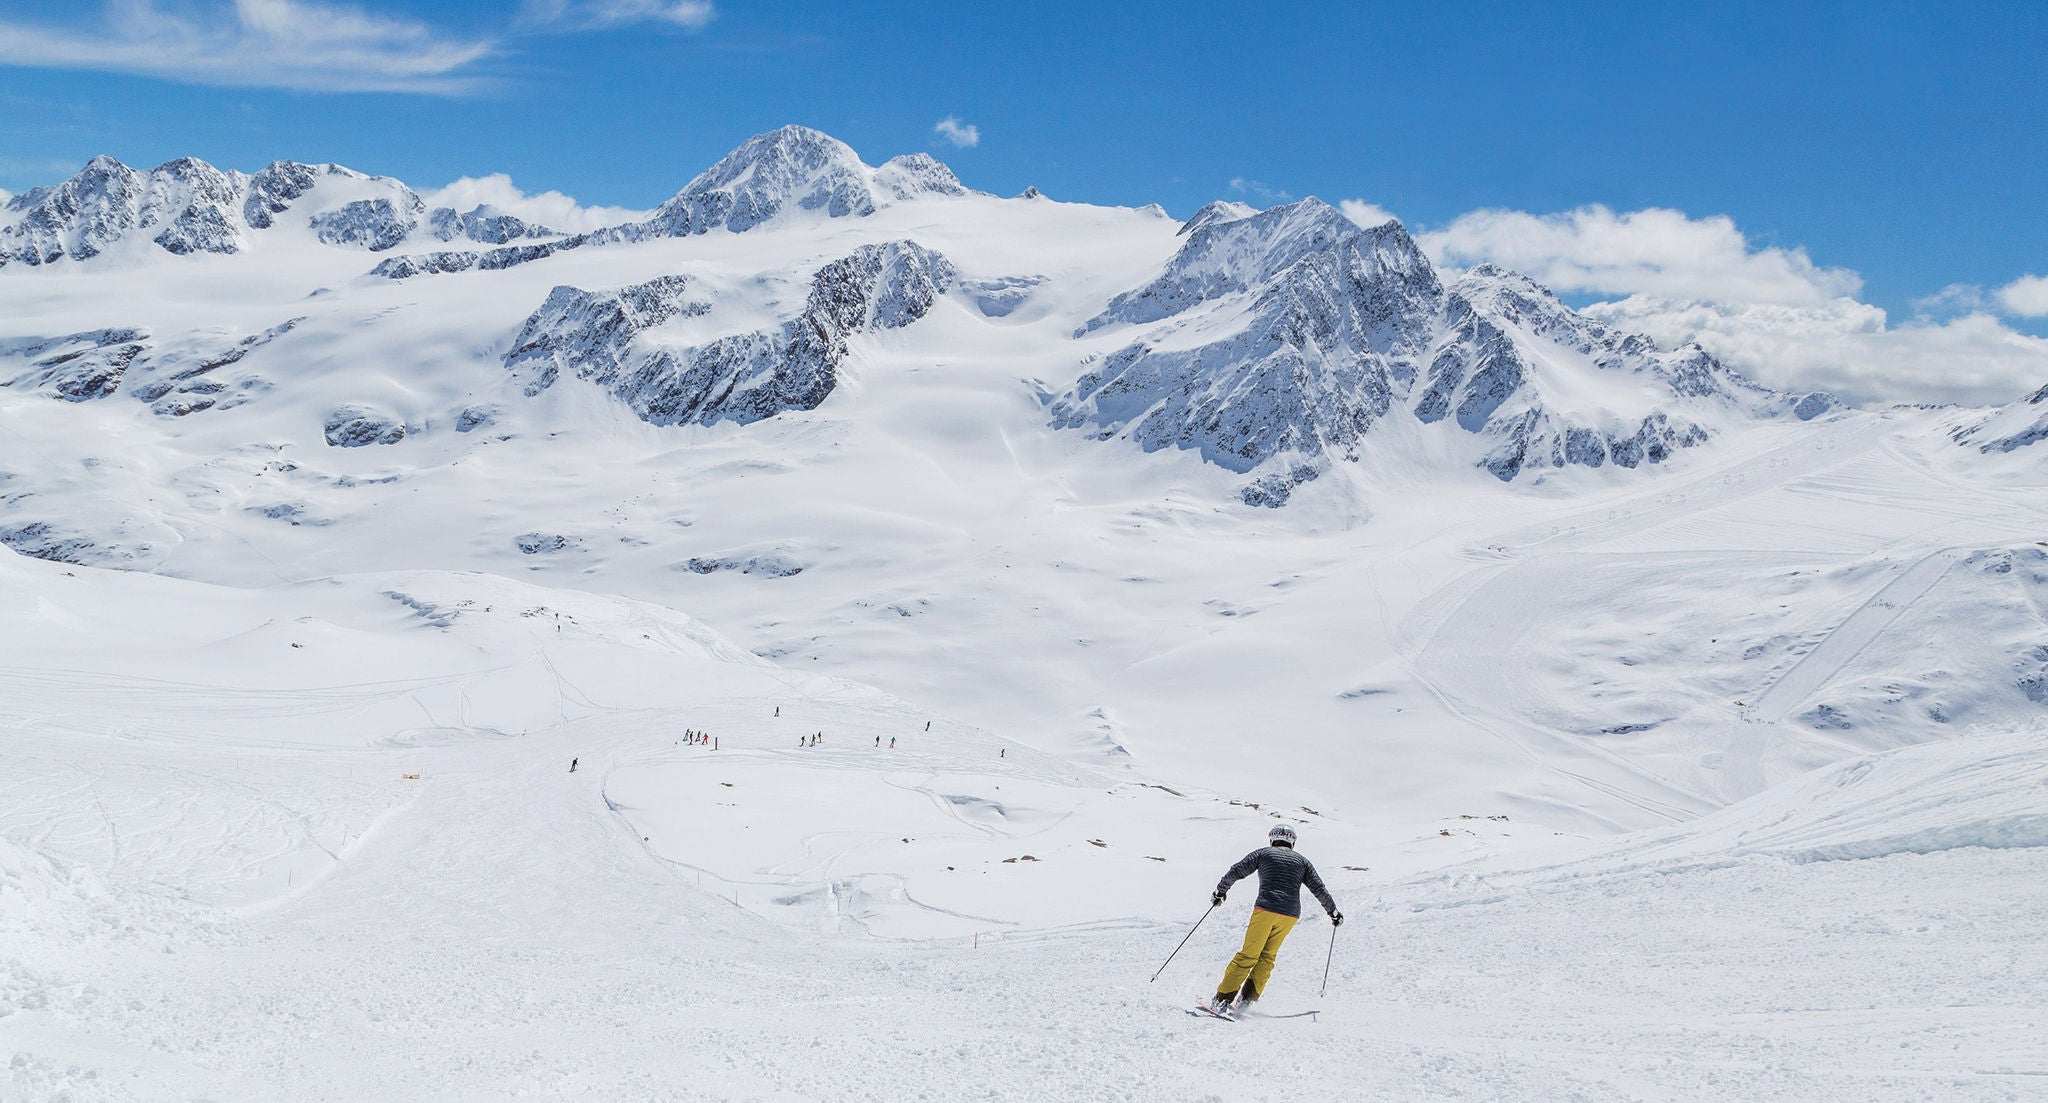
top-left (1187, 1006), bottom-right (1237, 1022)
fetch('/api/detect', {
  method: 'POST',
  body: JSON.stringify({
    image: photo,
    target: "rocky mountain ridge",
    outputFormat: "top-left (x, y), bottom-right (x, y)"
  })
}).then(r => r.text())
top-left (1054, 198), bottom-right (1838, 500)
top-left (0, 154), bottom-right (556, 267)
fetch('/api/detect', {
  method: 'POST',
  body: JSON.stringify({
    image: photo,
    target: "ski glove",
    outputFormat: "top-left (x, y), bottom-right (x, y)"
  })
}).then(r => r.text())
top-left (1330, 911), bottom-right (1344, 927)
top-left (1212, 890), bottom-right (1226, 907)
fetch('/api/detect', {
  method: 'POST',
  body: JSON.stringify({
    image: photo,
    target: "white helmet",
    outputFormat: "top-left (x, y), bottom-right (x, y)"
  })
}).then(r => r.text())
top-left (1268, 824), bottom-right (1297, 846)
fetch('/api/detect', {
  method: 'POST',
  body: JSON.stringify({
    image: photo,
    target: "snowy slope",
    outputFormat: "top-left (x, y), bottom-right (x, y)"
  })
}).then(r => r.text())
top-left (4, 545), bottom-right (2044, 1100)
top-left (1952, 380), bottom-right (2048, 453)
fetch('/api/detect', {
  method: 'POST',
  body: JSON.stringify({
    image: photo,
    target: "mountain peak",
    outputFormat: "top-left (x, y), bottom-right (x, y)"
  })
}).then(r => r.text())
top-left (637, 126), bottom-right (965, 237)
top-left (1086, 195), bottom-right (1430, 336)
top-left (681, 125), bottom-right (864, 199)
top-left (874, 152), bottom-right (968, 200)
top-left (1178, 200), bottom-right (1257, 236)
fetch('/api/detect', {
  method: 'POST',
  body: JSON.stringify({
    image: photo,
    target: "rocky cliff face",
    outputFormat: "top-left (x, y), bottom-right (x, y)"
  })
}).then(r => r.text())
top-left (505, 241), bottom-right (955, 427)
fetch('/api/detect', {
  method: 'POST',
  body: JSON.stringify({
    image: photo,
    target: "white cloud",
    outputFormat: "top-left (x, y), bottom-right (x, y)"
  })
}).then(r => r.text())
top-left (1998, 275), bottom-right (2048, 318)
top-left (422, 174), bottom-right (648, 234)
top-left (932, 116), bottom-right (980, 149)
top-left (520, 0), bottom-right (715, 31)
top-left (1584, 296), bottom-right (2048, 407)
top-left (1338, 199), bottom-right (1398, 228)
top-left (1416, 204), bottom-right (1860, 306)
top-left (0, 0), bottom-right (496, 94)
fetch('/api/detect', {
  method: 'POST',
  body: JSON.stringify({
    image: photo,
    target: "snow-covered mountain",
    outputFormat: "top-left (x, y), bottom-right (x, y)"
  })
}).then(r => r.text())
top-left (1952, 380), bottom-right (2048, 453)
top-left (367, 126), bottom-right (971, 279)
top-left (0, 154), bottom-right (556, 267)
top-left (0, 124), bottom-right (2038, 805)
top-left (1054, 198), bottom-right (1836, 501)
top-left (0, 130), bottom-right (1844, 505)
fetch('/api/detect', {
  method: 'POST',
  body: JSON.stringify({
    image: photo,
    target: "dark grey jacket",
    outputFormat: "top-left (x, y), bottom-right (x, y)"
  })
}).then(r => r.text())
top-left (1217, 845), bottom-right (1336, 919)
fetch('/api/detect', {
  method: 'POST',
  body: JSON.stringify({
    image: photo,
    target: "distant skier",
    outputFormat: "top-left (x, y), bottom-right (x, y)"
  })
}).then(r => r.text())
top-left (925, 721), bottom-right (931, 732)
top-left (569, 757), bottom-right (578, 773)
top-left (1204, 825), bottom-right (1340, 1016)
top-left (775, 705), bottom-right (780, 717)
top-left (874, 736), bottom-right (880, 747)
top-left (889, 737), bottom-right (896, 749)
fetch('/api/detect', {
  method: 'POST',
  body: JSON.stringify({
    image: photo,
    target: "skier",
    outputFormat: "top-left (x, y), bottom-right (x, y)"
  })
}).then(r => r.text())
top-left (775, 705), bottom-right (781, 717)
top-left (569, 757), bottom-right (578, 773)
top-left (1204, 825), bottom-right (1341, 1016)
top-left (889, 737), bottom-right (896, 749)
top-left (925, 721), bottom-right (931, 732)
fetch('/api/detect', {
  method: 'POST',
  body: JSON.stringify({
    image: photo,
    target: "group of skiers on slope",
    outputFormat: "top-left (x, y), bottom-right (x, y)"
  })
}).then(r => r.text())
top-left (683, 729), bottom-right (715, 748)
top-left (793, 733), bottom-right (907, 748)
top-left (1203, 823), bottom-right (1341, 1017)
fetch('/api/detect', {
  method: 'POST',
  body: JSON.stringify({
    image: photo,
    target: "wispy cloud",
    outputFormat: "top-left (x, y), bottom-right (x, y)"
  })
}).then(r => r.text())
top-left (1228, 177), bottom-right (1291, 203)
top-left (519, 0), bottom-right (716, 31)
top-left (0, 0), bottom-right (497, 95)
top-left (933, 116), bottom-right (980, 149)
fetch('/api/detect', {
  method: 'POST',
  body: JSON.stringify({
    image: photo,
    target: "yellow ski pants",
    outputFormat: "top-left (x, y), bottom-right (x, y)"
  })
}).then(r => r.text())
top-left (1216, 907), bottom-right (1298, 998)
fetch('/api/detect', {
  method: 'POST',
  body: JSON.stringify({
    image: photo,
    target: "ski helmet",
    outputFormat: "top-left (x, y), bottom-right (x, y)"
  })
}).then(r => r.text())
top-left (1268, 824), bottom-right (1297, 846)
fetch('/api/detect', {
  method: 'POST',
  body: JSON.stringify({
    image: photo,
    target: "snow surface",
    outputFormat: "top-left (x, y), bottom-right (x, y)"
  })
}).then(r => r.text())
top-left (4, 128), bottom-right (2048, 1100)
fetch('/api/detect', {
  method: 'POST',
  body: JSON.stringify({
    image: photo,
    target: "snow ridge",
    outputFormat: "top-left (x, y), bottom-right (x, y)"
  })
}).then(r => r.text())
top-left (1951, 380), bottom-right (2048, 453)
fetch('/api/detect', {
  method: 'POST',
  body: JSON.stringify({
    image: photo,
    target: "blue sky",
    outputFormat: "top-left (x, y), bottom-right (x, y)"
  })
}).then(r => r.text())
top-left (1, 0), bottom-right (2044, 400)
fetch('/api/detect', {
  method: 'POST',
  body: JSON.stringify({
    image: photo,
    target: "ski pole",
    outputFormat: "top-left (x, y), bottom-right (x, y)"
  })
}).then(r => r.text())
top-left (1149, 903), bottom-right (1216, 983)
top-left (1319, 920), bottom-right (1337, 997)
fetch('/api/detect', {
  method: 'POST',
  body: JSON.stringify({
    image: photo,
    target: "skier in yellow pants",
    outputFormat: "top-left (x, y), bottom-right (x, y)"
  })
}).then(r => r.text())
top-left (1206, 824), bottom-right (1340, 1016)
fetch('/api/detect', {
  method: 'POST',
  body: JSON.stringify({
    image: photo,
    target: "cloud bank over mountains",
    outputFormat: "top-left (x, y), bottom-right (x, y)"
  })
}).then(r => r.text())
top-left (421, 174), bottom-right (649, 234)
top-left (1341, 198), bottom-right (2048, 407)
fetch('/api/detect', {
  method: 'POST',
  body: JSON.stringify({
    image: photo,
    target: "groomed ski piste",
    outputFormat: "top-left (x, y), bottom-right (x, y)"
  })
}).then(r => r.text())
top-left (7, 449), bottom-right (2048, 1100)
top-left (4, 133), bottom-right (2048, 1100)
